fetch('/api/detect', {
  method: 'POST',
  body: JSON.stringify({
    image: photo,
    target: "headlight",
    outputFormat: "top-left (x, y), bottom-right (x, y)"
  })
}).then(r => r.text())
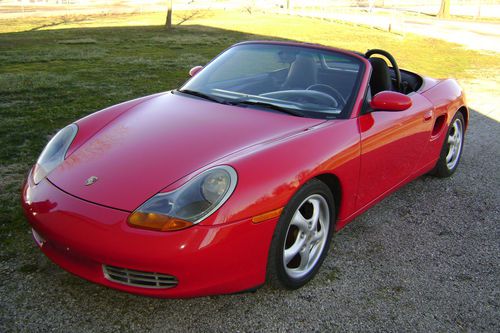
top-left (32, 124), bottom-right (78, 184)
top-left (128, 166), bottom-right (237, 232)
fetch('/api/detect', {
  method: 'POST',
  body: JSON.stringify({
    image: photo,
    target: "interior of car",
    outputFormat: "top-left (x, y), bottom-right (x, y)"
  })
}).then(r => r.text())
top-left (365, 49), bottom-right (423, 97)
top-left (208, 48), bottom-right (423, 105)
top-left (183, 45), bottom-right (424, 118)
top-left (199, 49), bottom-right (363, 113)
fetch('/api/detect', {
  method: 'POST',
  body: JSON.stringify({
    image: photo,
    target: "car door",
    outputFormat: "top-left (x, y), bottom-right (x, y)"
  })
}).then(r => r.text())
top-left (356, 92), bottom-right (434, 210)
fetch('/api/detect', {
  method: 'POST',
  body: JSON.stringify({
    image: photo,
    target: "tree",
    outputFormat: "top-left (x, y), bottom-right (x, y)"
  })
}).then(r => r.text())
top-left (166, 0), bottom-right (173, 28)
top-left (437, 0), bottom-right (450, 18)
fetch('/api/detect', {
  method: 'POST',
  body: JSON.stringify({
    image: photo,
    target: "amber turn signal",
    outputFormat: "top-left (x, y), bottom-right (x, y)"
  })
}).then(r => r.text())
top-left (252, 207), bottom-right (284, 224)
top-left (128, 212), bottom-right (193, 231)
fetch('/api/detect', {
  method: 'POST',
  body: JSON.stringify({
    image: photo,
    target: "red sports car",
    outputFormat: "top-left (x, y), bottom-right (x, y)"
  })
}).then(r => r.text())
top-left (22, 41), bottom-right (467, 298)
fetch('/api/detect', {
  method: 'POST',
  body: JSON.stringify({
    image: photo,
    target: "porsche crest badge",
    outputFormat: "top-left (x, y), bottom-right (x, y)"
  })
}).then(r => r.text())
top-left (85, 176), bottom-right (99, 186)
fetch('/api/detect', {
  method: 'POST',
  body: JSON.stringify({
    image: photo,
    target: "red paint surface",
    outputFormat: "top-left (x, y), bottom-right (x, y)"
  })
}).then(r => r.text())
top-left (370, 91), bottom-right (412, 111)
top-left (356, 93), bottom-right (434, 208)
top-left (21, 41), bottom-right (468, 297)
top-left (22, 177), bottom-right (277, 298)
top-left (50, 92), bottom-right (324, 211)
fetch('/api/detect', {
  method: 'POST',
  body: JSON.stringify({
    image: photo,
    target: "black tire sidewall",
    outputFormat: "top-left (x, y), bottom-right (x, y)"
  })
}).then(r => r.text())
top-left (267, 179), bottom-right (335, 289)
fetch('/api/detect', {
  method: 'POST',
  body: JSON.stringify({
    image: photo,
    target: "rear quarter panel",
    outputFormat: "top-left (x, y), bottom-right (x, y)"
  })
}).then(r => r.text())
top-left (419, 78), bottom-right (468, 167)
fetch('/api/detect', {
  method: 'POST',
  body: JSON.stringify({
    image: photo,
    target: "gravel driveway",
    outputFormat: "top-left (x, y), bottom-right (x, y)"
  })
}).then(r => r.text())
top-left (0, 108), bottom-right (498, 332)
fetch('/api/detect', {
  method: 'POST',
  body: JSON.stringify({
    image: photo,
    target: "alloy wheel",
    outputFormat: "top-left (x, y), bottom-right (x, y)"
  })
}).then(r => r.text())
top-left (283, 194), bottom-right (330, 279)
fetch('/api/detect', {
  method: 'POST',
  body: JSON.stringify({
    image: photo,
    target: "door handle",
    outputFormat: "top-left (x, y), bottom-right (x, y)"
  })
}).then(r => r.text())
top-left (423, 111), bottom-right (433, 121)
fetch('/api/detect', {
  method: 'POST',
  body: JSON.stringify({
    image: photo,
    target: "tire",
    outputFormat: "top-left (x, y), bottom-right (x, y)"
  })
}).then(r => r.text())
top-left (267, 179), bottom-right (335, 289)
top-left (431, 112), bottom-right (465, 178)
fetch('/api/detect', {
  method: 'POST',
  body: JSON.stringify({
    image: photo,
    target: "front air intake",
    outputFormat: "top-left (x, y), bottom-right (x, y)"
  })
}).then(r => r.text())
top-left (103, 265), bottom-right (178, 289)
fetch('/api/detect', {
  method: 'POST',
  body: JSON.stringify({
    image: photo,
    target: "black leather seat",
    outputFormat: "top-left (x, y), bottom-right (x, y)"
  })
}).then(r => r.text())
top-left (369, 57), bottom-right (392, 95)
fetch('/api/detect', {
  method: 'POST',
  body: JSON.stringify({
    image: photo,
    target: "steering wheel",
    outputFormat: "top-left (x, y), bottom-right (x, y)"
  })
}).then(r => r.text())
top-left (306, 84), bottom-right (346, 108)
top-left (261, 90), bottom-right (339, 108)
top-left (365, 49), bottom-right (402, 93)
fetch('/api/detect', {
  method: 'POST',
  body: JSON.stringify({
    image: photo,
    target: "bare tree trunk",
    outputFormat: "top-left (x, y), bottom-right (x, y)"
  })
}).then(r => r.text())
top-left (437, 0), bottom-right (450, 18)
top-left (166, 0), bottom-right (173, 28)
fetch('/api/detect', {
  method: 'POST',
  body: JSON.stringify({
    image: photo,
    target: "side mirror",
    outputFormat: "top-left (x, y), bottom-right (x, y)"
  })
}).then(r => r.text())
top-left (370, 91), bottom-right (412, 111)
top-left (189, 65), bottom-right (203, 77)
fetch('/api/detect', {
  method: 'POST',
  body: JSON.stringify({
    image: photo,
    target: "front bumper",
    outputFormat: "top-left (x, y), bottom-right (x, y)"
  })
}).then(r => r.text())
top-left (21, 177), bottom-right (278, 298)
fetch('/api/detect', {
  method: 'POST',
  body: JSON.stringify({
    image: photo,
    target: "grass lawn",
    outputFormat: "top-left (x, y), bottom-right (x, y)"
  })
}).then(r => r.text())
top-left (0, 10), bottom-right (498, 256)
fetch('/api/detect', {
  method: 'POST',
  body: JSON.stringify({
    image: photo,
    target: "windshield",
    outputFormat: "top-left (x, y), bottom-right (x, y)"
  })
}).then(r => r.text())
top-left (180, 43), bottom-right (364, 119)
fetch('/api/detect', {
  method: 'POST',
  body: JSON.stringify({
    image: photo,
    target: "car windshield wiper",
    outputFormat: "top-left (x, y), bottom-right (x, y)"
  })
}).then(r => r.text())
top-left (229, 99), bottom-right (305, 117)
top-left (177, 90), bottom-right (306, 117)
top-left (176, 89), bottom-right (228, 104)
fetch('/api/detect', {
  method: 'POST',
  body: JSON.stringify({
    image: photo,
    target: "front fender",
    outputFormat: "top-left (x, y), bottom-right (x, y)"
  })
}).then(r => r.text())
top-left (184, 118), bottom-right (362, 227)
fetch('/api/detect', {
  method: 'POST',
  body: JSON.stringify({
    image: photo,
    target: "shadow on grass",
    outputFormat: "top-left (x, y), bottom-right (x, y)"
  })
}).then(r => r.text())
top-left (28, 15), bottom-right (90, 31)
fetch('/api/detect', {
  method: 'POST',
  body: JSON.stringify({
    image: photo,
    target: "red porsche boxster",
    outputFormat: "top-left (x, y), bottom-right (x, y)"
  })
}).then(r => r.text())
top-left (22, 41), bottom-right (467, 298)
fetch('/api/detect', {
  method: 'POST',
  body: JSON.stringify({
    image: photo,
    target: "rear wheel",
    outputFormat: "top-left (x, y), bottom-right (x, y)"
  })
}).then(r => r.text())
top-left (267, 179), bottom-right (335, 289)
top-left (431, 112), bottom-right (465, 177)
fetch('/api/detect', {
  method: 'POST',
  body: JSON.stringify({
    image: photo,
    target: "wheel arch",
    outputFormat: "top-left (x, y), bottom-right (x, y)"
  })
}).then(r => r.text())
top-left (314, 173), bottom-right (342, 220)
top-left (457, 106), bottom-right (469, 131)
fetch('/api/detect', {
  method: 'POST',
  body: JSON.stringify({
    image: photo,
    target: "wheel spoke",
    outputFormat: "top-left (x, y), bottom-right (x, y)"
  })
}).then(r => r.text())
top-left (308, 198), bottom-right (321, 231)
top-left (284, 236), bottom-right (305, 265)
top-left (446, 145), bottom-right (455, 162)
top-left (291, 210), bottom-right (309, 233)
top-left (448, 135), bottom-right (456, 144)
top-left (298, 247), bottom-right (310, 270)
top-left (311, 229), bottom-right (324, 243)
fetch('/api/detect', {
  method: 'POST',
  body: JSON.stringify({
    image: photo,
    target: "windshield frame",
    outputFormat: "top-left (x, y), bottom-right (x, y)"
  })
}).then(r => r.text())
top-left (179, 41), bottom-right (367, 120)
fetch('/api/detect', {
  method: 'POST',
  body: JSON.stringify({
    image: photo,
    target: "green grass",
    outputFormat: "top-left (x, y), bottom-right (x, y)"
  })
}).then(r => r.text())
top-left (0, 10), bottom-right (498, 258)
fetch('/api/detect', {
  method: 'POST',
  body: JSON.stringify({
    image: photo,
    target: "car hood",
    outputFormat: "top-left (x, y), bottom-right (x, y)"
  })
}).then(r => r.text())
top-left (48, 92), bottom-right (325, 211)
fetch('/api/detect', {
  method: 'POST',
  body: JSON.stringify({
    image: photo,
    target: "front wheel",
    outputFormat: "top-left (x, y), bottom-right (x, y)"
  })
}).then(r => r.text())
top-left (267, 179), bottom-right (335, 289)
top-left (431, 112), bottom-right (465, 178)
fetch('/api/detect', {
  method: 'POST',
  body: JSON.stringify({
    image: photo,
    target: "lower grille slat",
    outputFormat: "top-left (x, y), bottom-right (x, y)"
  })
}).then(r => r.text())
top-left (103, 265), bottom-right (178, 289)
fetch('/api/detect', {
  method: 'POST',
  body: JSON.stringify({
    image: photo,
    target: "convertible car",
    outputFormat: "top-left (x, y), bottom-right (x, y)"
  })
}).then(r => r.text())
top-left (22, 41), bottom-right (467, 298)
